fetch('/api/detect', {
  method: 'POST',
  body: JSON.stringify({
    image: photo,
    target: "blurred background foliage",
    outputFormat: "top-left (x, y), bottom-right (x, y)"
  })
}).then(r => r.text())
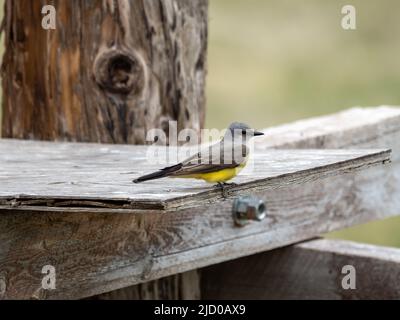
top-left (1, 1), bottom-right (400, 246)
top-left (206, 0), bottom-right (400, 129)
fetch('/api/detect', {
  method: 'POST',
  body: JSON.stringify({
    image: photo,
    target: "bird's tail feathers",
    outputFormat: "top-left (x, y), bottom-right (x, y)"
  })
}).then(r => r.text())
top-left (133, 163), bottom-right (182, 183)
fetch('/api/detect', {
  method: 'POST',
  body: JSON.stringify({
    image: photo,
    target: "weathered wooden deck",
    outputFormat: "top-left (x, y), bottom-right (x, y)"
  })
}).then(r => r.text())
top-left (0, 106), bottom-right (400, 300)
top-left (0, 140), bottom-right (390, 208)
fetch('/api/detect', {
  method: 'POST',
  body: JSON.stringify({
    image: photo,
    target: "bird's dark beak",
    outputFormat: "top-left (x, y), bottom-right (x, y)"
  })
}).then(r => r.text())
top-left (254, 130), bottom-right (264, 136)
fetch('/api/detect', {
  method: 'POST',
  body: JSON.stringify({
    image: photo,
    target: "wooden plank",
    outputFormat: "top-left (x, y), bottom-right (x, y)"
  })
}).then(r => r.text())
top-left (0, 146), bottom-right (392, 299)
top-left (201, 239), bottom-right (400, 299)
top-left (92, 270), bottom-right (200, 300)
top-left (265, 106), bottom-right (400, 216)
top-left (0, 139), bottom-right (390, 210)
top-left (258, 106), bottom-right (400, 156)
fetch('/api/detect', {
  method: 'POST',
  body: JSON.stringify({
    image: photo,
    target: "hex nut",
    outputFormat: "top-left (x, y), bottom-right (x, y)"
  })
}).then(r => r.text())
top-left (232, 196), bottom-right (267, 226)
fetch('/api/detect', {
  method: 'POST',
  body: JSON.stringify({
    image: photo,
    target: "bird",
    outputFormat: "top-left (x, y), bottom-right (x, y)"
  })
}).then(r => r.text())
top-left (133, 122), bottom-right (264, 196)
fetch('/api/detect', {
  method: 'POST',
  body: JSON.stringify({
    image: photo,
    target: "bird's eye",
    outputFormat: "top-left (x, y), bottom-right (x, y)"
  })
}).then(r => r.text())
top-left (242, 129), bottom-right (247, 135)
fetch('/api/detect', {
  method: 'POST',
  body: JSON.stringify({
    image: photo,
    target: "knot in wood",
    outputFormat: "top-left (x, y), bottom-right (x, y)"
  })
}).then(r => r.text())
top-left (93, 49), bottom-right (145, 96)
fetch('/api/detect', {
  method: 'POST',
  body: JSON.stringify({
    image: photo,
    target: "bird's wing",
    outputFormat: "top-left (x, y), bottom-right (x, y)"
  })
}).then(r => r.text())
top-left (171, 142), bottom-right (249, 176)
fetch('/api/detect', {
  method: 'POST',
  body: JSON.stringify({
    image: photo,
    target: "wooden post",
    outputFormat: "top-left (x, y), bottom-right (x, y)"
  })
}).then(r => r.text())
top-left (1, 0), bottom-right (208, 143)
top-left (1, 0), bottom-right (207, 299)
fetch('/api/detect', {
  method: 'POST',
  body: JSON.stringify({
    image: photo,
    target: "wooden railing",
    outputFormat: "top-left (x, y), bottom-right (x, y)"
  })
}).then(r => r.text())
top-left (0, 106), bottom-right (399, 299)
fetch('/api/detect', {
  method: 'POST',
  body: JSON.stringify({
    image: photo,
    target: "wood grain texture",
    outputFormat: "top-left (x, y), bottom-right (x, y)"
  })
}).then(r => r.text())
top-left (258, 106), bottom-right (400, 154)
top-left (0, 138), bottom-right (390, 210)
top-left (92, 270), bottom-right (200, 300)
top-left (0, 144), bottom-right (392, 299)
top-left (1, 0), bottom-right (207, 143)
top-left (201, 239), bottom-right (400, 300)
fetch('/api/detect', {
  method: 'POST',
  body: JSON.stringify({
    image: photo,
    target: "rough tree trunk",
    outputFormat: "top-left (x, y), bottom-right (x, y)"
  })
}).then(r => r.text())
top-left (1, 0), bottom-right (207, 144)
top-left (1, 0), bottom-right (207, 299)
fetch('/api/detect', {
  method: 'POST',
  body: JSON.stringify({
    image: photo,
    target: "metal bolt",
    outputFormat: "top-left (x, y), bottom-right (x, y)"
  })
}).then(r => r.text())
top-left (232, 196), bottom-right (267, 226)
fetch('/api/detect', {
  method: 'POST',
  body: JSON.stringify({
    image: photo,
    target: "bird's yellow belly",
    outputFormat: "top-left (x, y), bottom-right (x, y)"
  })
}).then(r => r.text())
top-left (178, 163), bottom-right (246, 183)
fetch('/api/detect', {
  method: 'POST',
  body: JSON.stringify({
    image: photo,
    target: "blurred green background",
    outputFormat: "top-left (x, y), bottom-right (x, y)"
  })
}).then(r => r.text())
top-left (206, 0), bottom-right (400, 129)
top-left (1, 1), bottom-right (400, 246)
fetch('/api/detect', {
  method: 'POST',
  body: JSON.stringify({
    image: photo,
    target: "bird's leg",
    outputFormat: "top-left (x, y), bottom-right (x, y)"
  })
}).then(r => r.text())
top-left (214, 182), bottom-right (228, 198)
top-left (213, 182), bottom-right (224, 188)
top-left (222, 182), bottom-right (238, 186)
top-left (214, 182), bottom-right (238, 198)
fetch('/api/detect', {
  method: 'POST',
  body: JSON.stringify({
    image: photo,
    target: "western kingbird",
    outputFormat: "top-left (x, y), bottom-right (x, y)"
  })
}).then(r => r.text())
top-left (133, 122), bottom-right (264, 195)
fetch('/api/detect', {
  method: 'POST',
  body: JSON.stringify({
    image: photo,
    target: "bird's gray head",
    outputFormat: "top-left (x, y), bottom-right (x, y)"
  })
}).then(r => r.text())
top-left (224, 122), bottom-right (264, 141)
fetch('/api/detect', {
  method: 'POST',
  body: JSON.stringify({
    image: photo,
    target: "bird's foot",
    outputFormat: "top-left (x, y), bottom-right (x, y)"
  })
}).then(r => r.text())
top-left (214, 182), bottom-right (237, 198)
top-left (222, 182), bottom-right (237, 187)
